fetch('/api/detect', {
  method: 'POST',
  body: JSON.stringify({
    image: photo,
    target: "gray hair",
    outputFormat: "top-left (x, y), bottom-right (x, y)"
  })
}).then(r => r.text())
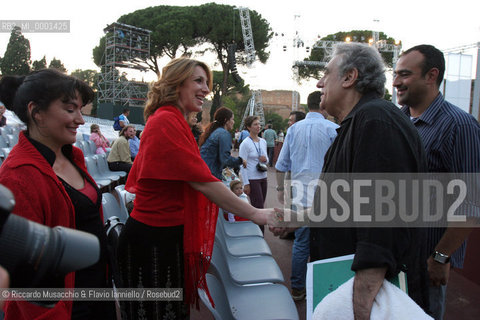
top-left (331, 43), bottom-right (386, 97)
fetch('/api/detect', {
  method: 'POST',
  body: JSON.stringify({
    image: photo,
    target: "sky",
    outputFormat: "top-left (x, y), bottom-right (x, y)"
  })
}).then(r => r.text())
top-left (1, 0), bottom-right (479, 103)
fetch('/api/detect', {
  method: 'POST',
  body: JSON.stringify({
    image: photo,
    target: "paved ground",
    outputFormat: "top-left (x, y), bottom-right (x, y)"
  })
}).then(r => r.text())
top-left (192, 166), bottom-right (480, 319)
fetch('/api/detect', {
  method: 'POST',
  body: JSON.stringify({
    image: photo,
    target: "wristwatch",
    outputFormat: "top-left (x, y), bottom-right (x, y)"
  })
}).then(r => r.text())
top-left (276, 186), bottom-right (284, 192)
top-left (432, 251), bottom-right (450, 264)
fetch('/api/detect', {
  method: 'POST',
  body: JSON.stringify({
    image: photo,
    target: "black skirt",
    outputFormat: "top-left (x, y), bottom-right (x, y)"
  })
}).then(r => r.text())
top-left (117, 217), bottom-right (189, 320)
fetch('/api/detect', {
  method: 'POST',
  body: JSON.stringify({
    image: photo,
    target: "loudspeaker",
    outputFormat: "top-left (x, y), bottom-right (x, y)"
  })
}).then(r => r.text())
top-left (228, 43), bottom-right (242, 83)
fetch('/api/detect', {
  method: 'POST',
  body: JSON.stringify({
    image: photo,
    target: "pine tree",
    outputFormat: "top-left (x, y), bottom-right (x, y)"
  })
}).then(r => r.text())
top-left (32, 56), bottom-right (47, 71)
top-left (48, 57), bottom-right (67, 73)
top-left (0, 26), bottom-right (31, 76)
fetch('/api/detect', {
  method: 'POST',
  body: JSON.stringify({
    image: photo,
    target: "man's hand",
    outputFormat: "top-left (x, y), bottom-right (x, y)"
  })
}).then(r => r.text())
top-left (243, 184), bottom-right (250, 195)
top-left (242, 159), bottom-right (247, 168)
top-left (268, 225), bottom-right (287, 236)
top-left (259, 155), bottom-right (267, 163)
top-left (427, 256), bottom-right (450, 286)
top-left (353, 267), bottom-right (387, 320)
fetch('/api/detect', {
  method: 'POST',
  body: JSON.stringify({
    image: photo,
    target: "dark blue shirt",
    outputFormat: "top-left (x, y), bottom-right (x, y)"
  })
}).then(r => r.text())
top-left (402, 93), bottom-right (480, 268)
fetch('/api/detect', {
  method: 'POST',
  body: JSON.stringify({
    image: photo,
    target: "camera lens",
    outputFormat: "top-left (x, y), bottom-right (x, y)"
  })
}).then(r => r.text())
top-left (0, 213), bottom-right (100, 287)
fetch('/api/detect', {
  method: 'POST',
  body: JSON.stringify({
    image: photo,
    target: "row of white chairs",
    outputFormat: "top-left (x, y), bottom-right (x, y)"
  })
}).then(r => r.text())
top-left (100, 185), bottom-right (298, 319)
top-left (0, 125), bottom-right (22, 161)
top-left (74, 138), bottom-right (127, 191)
top-left (200, 209), bottom-right (299, 320)
top-left (84, 154), bottom-right (126, 190)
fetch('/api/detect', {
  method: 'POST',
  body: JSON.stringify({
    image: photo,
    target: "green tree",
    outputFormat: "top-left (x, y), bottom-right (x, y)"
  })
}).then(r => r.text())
top-left (71, 69), bottom-right (100, 114)
top-left (93, 4), bottom-right (272, 104)
top-left (264, 110), bottom-right (285, 131)
top-left (196, 3), bottom-right (271, 105)
top-left (48, 57), bottom-right (67, 73)
top-left (298, 30), bottom-right (399, 80)
top-left (0, 26), bottom-right (31, 76)
top-left (210, 70), bottom-right (250, 122)
top-left (71, 69), bottom-right (98, 88)
top-left (32, 56), bottom-right (47, 71)
top-left (93, 6), bottom-right (199, 76)
top-left (92, 36), bottom-right (106, 67)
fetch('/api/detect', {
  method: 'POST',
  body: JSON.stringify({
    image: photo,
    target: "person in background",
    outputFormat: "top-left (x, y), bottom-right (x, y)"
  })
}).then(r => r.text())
top-left (275, 90), bottom-right (338, 301)
top-left (199, 107), bottom-right (245, 180)
top-left (239, 115), bottom-right (269, 232)
top-left (263, 123), bottom-right (277, 167)
top-left (187, 112), bottom-right (202, 144)
top-left (394, 44), bottom-right (480, 320)
top-left (288, 111), bottom-right (306, 128)
top-left (129, 130), bottom-right (141, 160)
top-left (118, 108), bottom-right (130, 129)
top-left (225, 179), bottom-right (249, 222)
top-left (277, 130), bottom-right (284, 143)
top-left (238, 126), bottom-right (249, 145)
top-left (89, 124), bottom-right (111, 155)
top-left (107, 125), bottom-right (135, 174)
top-left (0, 102), bottom-right (7, 127)
top-left (233, 129), bottom-right (241, 151)
top-left (116, 57), bottom-right (274, 319)
top-left (0, 69), bottom-right (114, 320)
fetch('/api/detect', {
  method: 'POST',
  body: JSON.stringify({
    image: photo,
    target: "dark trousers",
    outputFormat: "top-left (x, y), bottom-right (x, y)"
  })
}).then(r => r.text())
top-left (108, 161), bottom-right (132, 174)
top-left (267, 146), bottom-right (275, 166)
top-left (249, 178), bottom-right (267, 232)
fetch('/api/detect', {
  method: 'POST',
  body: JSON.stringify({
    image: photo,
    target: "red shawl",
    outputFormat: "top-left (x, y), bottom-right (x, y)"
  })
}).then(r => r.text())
top-left (125, 106), bottom-right (218, 308)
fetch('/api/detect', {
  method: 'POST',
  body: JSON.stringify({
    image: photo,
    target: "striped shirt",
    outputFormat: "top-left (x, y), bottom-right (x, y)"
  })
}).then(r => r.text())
top-left (402, 93), bottom-right (480, 268)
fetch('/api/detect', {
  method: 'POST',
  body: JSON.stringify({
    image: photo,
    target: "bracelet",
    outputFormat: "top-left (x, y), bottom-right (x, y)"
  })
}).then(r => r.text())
top-left (276, 186), bottom-right (284, 191)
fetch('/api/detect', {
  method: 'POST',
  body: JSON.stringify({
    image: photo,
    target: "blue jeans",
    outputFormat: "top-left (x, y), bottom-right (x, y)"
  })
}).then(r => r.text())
top-left (429, 284), bottom-right (446, 320)
top-left (291, 226), bottom-right (310, 289)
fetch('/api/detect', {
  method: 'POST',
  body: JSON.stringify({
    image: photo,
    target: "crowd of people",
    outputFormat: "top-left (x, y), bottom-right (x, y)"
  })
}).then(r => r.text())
top-left (0, 41), bottom-right (478, 320)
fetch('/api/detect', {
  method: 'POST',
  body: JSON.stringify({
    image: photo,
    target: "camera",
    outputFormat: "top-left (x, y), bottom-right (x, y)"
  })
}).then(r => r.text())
top-left (0, 184), bottom-right (100, 288)
top-left (256, 162), bottom-right (268, 172)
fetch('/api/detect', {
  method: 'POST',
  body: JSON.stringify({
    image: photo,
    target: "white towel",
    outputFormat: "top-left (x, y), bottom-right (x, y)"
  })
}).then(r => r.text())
top-left (312, 277), bottom-right (432, 320)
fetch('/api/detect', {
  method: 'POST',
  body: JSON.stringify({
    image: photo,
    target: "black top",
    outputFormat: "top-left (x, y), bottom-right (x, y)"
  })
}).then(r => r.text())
top-left (309, 92), bottom-right (429, 310)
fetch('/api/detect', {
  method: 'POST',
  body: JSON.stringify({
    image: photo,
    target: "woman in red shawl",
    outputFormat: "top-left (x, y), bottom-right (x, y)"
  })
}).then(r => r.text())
top-left (0, 69), bottom-right (114, 320)
top-left (117, 57), bottom-right (274, 319)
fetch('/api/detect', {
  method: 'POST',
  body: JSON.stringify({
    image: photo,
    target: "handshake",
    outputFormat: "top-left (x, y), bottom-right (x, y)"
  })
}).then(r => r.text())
top-left (254, 207), bottom-right (304, 237)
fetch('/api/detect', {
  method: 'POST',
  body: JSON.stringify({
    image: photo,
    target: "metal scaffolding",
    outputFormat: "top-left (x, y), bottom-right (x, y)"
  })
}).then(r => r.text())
top-left (240, 90), bottom-right (265, 130)
top-left (97, 22), bottom-right (152, 107)
top-left (238, 7), bottom-right (256, 66)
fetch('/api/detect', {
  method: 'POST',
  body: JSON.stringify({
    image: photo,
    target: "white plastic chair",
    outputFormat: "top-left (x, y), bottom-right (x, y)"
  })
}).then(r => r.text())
top-left (213, 235), bottom-right (284, 285)
top-left (102, 192), bottom-right (128, 224)
top-left (218, 211), bottom-right (263, 238)
top-left (215, 212), bottom-right (272, 257)
top-left (208, 241), bottom-right (299, 320)
top-left (84, 156), bottom-right (111, 189)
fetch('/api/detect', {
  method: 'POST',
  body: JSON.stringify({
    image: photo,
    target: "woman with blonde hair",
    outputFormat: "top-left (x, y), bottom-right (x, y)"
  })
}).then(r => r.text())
top-left (89, 124), bottom-right (110, 154)
top-left (117, 57), bottom-right (274, 318)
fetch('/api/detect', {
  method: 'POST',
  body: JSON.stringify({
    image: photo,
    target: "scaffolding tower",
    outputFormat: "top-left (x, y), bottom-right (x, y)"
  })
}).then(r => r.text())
top-left (97, 22), bottom-right (152, 107)
top-left (238, 7), bottom-right (256, 66)
top-left (240, 90), bottom-right (265, 130)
